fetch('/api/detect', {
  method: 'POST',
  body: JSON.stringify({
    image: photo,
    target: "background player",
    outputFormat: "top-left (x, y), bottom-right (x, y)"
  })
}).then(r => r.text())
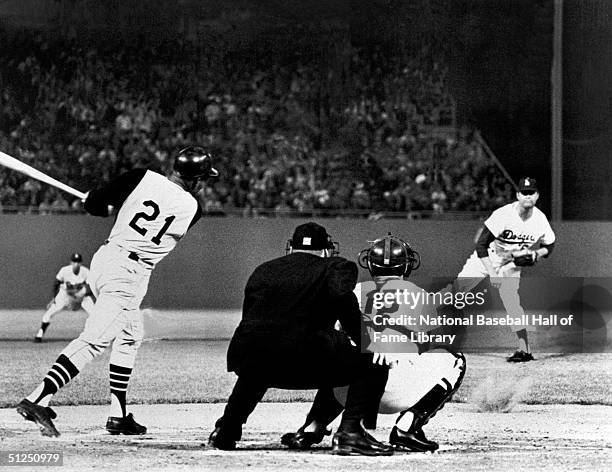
top-left (282, 233), bottom-right (466, 453)
top-left (16, 146), bottom-right (218, 437)
top-left (34, 253), bottom-right (94, 343)
top-left (452, 177), bottom-right (555, 362)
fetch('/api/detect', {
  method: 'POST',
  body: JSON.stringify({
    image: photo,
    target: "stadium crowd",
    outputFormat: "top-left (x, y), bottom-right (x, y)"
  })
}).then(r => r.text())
top-left (0, 28), bottom-right (512, 216)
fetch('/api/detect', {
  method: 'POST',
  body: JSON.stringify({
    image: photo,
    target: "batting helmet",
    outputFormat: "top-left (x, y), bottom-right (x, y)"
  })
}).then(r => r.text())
top-left (173, 146), bottom-right (219, 180)
top-left (358, 233), bottom-right (420, 278)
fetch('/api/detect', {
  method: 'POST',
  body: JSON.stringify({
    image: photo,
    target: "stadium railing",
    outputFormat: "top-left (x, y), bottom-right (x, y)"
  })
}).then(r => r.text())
top-left (0, 206), bottom-right (489, 220)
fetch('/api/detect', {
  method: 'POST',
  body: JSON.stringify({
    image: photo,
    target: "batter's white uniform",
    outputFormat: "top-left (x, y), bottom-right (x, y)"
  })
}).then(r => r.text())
top-left (455, 202), bottom-right (556, 331)
top-left (333, 279), bottom-right (464, 414)
top-left (42, 264), bottom-right (95, 323)
top-left (62, 169), bottom-right (201, 370)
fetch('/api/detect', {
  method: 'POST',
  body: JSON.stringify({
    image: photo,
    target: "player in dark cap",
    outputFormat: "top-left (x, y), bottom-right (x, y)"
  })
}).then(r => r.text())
top-left (34, 253), bottom-right (94, 343)
top-left (209, 222), bottom-right (394, 456)
top-left (450, 177), bottom-right (556, 362)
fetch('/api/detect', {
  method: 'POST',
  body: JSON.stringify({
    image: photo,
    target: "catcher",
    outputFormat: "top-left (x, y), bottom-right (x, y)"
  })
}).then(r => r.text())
top-left (281, 233), bottom-right (466, 452)
top-left (451, 177), bottom-right (555, 362)
top-left (34, 253), bottom-right (95, 342)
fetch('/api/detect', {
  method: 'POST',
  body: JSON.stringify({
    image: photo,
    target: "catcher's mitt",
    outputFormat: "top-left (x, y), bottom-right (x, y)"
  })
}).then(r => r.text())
top-left (512, 249), bottom-right (537, 266)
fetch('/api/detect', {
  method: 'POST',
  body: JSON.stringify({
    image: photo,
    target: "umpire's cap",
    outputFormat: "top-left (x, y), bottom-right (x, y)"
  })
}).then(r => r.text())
top-left (70, 253), bottom-right (83, 263)
top-left (288, 222), bottom-right (339, 255)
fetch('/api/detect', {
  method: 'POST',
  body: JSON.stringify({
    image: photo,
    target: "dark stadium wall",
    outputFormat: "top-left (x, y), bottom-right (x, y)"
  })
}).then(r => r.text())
top-left (1, 216), bottom-right (611, 309)
top-left (562, 0), bottom-right (612, 220)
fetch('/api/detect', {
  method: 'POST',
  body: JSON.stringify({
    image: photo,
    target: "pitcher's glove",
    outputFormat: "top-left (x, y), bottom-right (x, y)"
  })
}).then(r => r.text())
top-left (512, 249), bottom-right (538, 266)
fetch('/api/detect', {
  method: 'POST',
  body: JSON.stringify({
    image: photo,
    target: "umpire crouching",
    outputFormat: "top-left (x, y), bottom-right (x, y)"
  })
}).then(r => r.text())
top-left (209, 222), bottom-right (393, 456)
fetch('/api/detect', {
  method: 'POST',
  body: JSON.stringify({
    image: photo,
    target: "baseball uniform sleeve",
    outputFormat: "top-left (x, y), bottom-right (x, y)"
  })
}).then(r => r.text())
top-left (84, 168), bottom-right (147, 216)
top-left (188, 202), bottom-right (203, 229)
top-left (483, 207), bottom-right (504, 237)
top-left (540, 217), bottom-right (556, 245)
top-left (475, 226), bottom-right (495, 257)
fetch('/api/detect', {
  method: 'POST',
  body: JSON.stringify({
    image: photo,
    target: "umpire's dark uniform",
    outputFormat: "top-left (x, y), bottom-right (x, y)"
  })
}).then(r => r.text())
top-left (212, 223), bottom-right (389, 449)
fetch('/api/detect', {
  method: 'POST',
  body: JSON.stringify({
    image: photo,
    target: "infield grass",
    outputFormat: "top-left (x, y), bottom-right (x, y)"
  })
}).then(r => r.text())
top-left (1, 339), bottom-right (611, 408)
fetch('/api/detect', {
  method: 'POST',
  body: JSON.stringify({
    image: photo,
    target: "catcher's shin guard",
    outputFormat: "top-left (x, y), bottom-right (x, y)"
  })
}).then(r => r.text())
top-left (411, 351), bottom-right (466, 428)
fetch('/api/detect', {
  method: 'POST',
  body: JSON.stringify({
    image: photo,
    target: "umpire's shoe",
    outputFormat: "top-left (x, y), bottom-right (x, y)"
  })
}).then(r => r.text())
top-left (106, 413), bottom-right (147, 435)
top-left (16, 399), bottom-right (60, 437)
top-left (332, 426), bottom-right (394, 456)
top-left (281, 427), bottom-right (330, 450)
top-left (507, 350), bottom-right (535, 363)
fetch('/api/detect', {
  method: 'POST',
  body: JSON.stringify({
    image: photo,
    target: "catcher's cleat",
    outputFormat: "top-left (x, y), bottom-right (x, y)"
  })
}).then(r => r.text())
top-left (106, 413), bottom-right (147, 435)
top-left (16, 399), bottom-right (60, 437)
top-left (208, 426), bottom-right (237, 450)
top-left (389, 425), bottom-right (438, 452)
top-left (332, 427), bottom-right (394, 456)
top-left (33, 336), bottom-right (42, 343)
top-left (281, 427), bottom-right (330, 450)
top-left (506, 350), bottom-right (535, 363)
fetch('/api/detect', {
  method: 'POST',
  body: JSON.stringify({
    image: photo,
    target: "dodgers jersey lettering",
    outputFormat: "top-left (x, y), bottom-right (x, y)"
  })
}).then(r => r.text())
top-left (107, 170), bottom-right (198, 267)
top-left (484, 202), bottom-right (555, 263)
top-left (56, 265), bottom-right (89, 295)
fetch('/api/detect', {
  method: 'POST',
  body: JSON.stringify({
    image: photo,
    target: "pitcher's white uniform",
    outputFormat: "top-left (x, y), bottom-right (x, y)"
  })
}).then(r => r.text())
top-left (455, 201), bottom-right (556, 331)
top-left (62, 168), bottom-right (201, 371)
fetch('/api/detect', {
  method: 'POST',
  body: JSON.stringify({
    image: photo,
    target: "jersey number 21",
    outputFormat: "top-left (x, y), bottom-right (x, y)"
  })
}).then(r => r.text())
top-left (129, 200), bottom-right (175, 245)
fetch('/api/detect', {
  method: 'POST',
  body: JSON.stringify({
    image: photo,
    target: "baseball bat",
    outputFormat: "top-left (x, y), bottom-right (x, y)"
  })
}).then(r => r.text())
top-left (0, 150), bottom-right (87, 200)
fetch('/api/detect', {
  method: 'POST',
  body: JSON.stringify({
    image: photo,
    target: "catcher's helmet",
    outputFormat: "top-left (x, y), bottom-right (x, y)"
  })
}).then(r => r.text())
top-left (173, 146), bottom-right (219, 180)
top-left (358, 233), bottom-right (420, 278)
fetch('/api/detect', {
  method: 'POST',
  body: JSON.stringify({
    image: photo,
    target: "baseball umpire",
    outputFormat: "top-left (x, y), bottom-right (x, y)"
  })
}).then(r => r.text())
top-left (17, 146), bottom-right (218, 437)
top-left (209, 222), bottom-right (394, 456)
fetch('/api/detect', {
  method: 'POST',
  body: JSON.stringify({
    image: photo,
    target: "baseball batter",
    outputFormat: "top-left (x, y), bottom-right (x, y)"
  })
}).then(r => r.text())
top-left (34, 253), bottom-right (95, 343)
top-left (453, 177), bottom-right (555, 362)
top-left (17, 146), bottom-right (219, 437)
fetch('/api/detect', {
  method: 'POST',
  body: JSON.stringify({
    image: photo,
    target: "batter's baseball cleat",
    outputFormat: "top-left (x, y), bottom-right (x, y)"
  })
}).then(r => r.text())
top-left (332, 427), bottom-right (394, 456)
top-left (389, 425), bottom-right (439, 452)
top-left (281, 427), bottom-right (330, 450)
top-left (208, 427), bottom-right (237, 450)
top-left (16, 399), bottom-right (60, 437)
top-left (105, 413), bottom-right (147, 435)
top-left (506, 350), bottom-right (535, 363)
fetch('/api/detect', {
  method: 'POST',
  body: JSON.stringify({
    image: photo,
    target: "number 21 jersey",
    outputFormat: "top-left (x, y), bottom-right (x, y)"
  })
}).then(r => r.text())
top-left (85, 169), bottom-right (201, 268)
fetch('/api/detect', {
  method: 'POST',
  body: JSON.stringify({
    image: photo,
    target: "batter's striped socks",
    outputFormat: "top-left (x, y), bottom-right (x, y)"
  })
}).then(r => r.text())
top-left (109, 364), bottom-right (132, 418)
top-left (27, 354), bottom-right (80, 406)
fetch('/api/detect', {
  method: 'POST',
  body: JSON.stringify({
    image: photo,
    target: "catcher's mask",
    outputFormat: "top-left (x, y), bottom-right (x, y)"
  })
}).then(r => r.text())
top-left (358, 233), bottom-right (420, 278)
top-left (286, 222), bottom-right (340, 256)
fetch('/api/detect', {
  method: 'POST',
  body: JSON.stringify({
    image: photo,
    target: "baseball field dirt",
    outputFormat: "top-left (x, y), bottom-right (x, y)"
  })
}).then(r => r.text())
top-left (1, 402), bottom-right (611, 471)
top-left (1, 309), bottom-right (610, 471)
